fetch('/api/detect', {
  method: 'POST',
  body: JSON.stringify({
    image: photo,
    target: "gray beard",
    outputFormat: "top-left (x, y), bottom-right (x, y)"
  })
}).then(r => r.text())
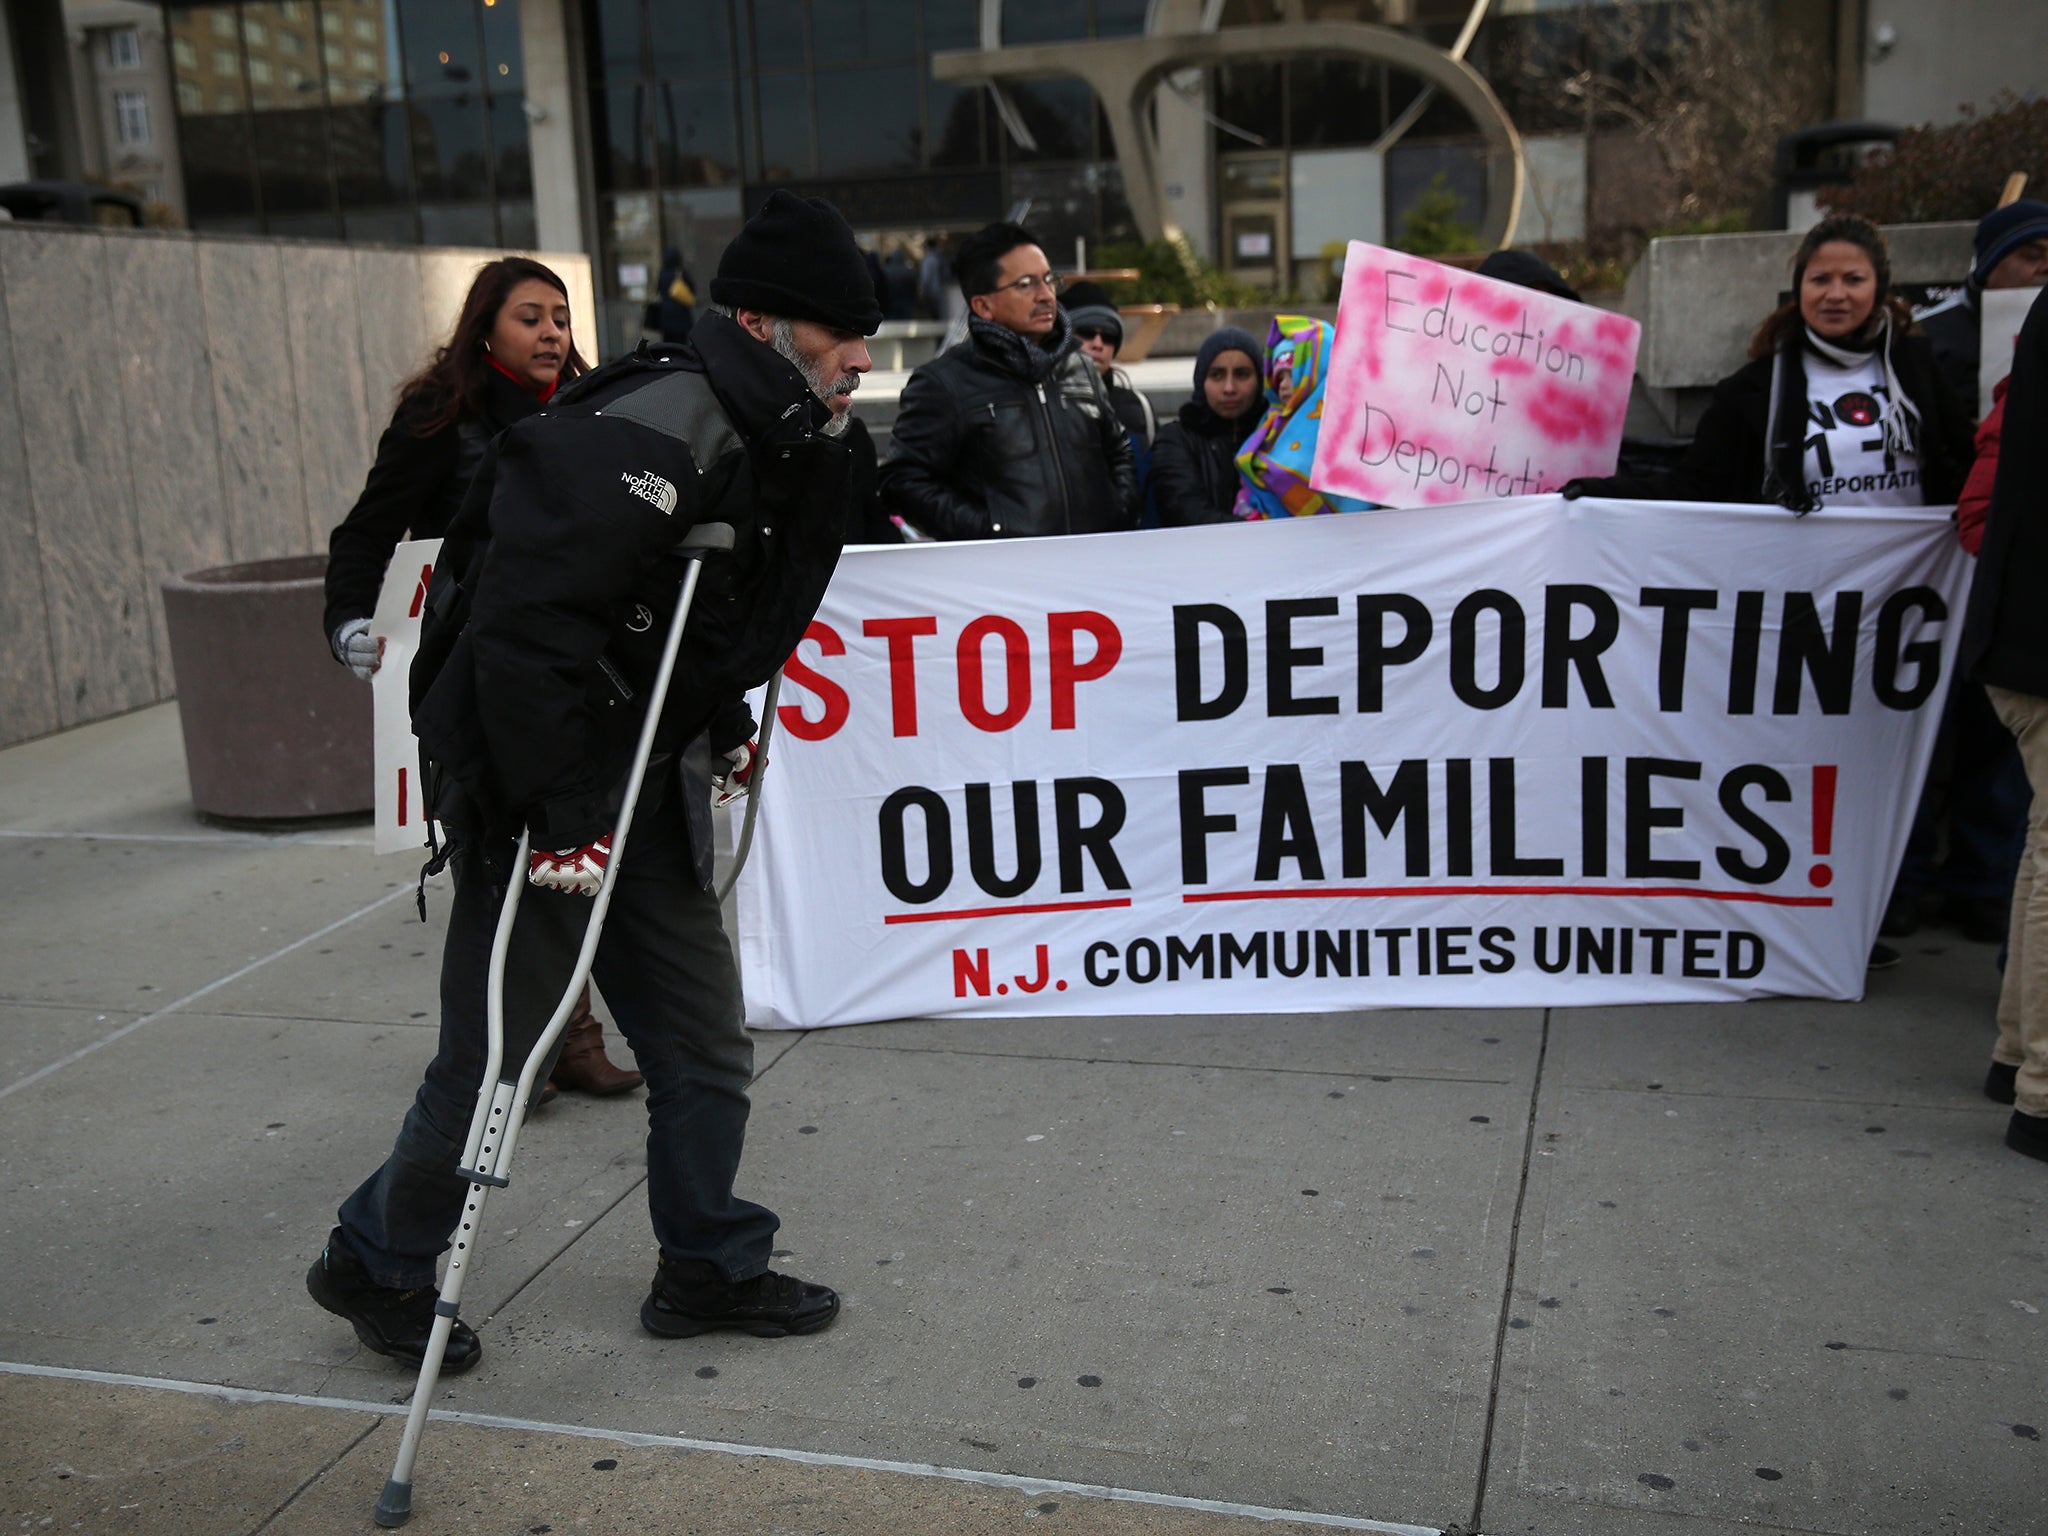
top-left (770, 320), bottom-right (855, 438)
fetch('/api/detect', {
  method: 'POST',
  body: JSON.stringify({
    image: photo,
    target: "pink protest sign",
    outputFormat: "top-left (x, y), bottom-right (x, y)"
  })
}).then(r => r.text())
top-left (1309, 242), bottom-right (1641, 508)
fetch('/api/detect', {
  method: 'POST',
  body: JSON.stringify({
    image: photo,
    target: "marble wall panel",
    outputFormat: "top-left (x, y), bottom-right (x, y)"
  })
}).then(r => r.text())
top-left (197, 241), bottom-right (308, 562)
top-left (351, 247), bottom-right (426, 450)
top-left (418, 249), bottom-right (492, 363)
top-left (0, 227), bottom-right (157, 731)
top-left (0, 258), bottom-right (59, 747)
top-left (105, 232), bottom-right (231, 697)
top-left (282, 244), bottom-right (376, 546)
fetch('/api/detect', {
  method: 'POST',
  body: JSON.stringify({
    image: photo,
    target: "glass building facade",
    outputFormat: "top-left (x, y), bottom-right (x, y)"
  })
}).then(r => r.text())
top-left (164, 0), bottom-right (533, 245)
top-left (580, 0), bottom-right (1150, 349)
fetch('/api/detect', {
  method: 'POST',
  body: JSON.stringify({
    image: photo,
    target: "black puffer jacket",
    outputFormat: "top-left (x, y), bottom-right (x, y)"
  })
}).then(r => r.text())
top-left (411, 312), bottom-right (851, 851)
top-left (323, 368), bottom-right (548, 640)
top-left (878, 311), bottom-right (1138, 539)
top-left (1152, 400), bottom-right (1251, 525)
top-left (1580, 327), bottom-right (1972, 510)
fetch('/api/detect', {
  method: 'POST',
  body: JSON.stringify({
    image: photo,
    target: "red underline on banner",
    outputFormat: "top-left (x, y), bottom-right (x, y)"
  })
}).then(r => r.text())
top-left (884, 897), bottom-right (1136, 925)
top-left (1183, 885), bottom-right (1835, 908)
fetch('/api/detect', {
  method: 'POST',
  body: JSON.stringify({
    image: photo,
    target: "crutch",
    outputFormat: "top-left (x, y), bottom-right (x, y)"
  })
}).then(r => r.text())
top-left (374, 521), bottom-right (735, 1529)
top-left (714, 668), bottom-right (782, 904)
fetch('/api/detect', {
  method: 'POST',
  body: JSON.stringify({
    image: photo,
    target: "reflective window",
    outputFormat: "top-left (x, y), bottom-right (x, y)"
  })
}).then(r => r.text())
top-left (750, 0), bottom-right (806, 65)
top-left (480, 0), bottom-right (523, 89)
top-left (490, 95), bottom-right (531, 193)
top-left (1288, 59), bottom-right (1381, 146)
top-left (999, 77), bottom-right (1094, 163)
top-left (814, 64), bottom-right (919, 175)
top-left (399, 0), bottom-right (481, 89)
top-left (408, 93), bottom-right (491, 198)
top-left (594, 83), bottom-right (652, 189)
top-left (654, 77), bottom-right (738, 185)
top-left (926, 78), bottom-right (980, 166)
top-left (1093, 0), bottom-right (1148, 37)
top-left (593, 0), bottom-right (642, 81)
top-left (1002, 0), bottom-right (1087, 46)
top-left (811, 0), bottom-right (914, 65)
top-left (755, 70), bottom-right (812, 178)
top-left (650, 0), bottom-right (733, 77)
top-left (331, 99), bottom-right (413, 203)
top-left (919, 0), bottom-right (977, 50)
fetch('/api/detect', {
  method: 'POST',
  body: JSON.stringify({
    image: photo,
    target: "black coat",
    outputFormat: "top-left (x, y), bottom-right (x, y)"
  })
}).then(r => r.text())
top-left (1961, 286), bottom-right (2048, 697)
top-left (877, 312), bottom-right (1139, 539)
top-left (1582, 329), bottom-right (1972, 511)
top-left (1152, 400), bottom-right (1250, 525)
top-left (323, 368), bottom-right (548, 641)
top-left (411, 313), bottom-right (851, 850)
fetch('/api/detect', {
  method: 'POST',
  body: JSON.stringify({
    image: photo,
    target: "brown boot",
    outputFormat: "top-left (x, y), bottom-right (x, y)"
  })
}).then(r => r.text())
top-left (551, 988), bottom-right (643, 1095)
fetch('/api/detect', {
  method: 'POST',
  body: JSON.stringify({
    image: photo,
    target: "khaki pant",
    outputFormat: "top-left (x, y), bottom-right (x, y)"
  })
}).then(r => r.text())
top-left (1985, 685), bottom-right (2048, 1118)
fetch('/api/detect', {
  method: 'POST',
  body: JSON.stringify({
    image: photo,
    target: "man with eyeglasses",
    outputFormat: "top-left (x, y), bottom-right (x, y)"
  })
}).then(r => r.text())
top-left (879, 221), bottom-right (1139, 540)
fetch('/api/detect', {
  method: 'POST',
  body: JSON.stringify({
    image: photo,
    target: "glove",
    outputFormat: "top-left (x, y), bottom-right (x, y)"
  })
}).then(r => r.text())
top-left (712, 741), bottom-right (761, 809)
top-left (528, 835), bottom-right (612, 897)
top-left (332, 617), bottom-right (381, 681)
top-left (1558, 479), bottom-right (1590, 501)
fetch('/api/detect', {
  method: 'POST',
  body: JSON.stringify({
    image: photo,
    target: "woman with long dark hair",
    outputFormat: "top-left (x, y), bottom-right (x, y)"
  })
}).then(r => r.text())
top-left (323, 257), bottom-right (640, 1099)
top-left (1577, 214), bottom-right (1972, 511)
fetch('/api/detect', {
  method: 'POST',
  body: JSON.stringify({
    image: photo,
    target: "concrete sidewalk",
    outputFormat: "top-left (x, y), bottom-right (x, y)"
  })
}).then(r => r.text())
top-left (1, 704), bottom-right (2040, 1536)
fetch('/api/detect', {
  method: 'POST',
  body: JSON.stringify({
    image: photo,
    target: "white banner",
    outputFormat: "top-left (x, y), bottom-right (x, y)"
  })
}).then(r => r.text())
top-left (370, 538), bottom-right (443, 855)
top-left (737, 498), bottom-right (1972, 1028)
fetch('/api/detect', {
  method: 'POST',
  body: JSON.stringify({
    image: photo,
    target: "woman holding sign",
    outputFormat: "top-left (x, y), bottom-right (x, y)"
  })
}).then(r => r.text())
top-left (1571, 215), bottom-right (1972, 512)
top-left (322, 258), bottom-right (640, 1099)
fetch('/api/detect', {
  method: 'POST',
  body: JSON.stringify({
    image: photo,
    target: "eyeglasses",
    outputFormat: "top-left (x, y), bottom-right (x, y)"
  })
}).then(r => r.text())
top-left (1072, 326), bottom-right (1119, 344)
top-left (989, 271), bottom-right (1062, 297)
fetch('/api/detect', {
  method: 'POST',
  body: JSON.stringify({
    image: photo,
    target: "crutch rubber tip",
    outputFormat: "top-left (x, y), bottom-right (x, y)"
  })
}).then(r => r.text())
top-left (374, 1479), bottom-right (413, 1527)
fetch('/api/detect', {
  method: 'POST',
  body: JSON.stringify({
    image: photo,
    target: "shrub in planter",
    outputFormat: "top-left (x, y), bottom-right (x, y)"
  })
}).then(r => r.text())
top-left (1822, 92), bottom-right (2048, 224)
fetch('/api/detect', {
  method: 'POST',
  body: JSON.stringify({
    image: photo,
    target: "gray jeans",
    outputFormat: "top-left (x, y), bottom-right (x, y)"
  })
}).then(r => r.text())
top-left (335, 772), bottom-right (775, 1288)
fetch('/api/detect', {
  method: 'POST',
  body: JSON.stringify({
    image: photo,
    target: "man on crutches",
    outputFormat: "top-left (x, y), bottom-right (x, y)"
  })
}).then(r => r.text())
top-left (306, 190), bottom-right (877, 1373)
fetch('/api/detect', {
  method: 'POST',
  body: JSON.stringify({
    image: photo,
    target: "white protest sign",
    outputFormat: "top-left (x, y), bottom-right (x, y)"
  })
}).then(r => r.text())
top-left (1310, 243), bottom-right (1640, 508)
top-left (369, 538), bottom-right (443, 855)
top-left (1980, 285), bottom-right (2040, 417)
top-left (737, 499), bottom-right (1967, 1028)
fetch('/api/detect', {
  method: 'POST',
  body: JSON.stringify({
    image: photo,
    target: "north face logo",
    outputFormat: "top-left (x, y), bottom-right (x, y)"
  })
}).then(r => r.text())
top-left (621, 469), bottom-right (678, 514)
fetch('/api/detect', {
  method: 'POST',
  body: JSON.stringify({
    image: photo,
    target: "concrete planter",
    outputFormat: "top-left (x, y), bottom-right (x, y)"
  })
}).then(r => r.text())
top-left (160, 554), bottom-right (372, 823)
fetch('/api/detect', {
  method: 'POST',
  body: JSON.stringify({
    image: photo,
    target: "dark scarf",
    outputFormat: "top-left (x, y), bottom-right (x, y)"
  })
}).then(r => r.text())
top-left (968, 307), bottom-right (1078, 382)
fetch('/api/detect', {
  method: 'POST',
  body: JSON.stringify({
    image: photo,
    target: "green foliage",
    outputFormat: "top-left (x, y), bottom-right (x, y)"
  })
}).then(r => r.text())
top-left (1095, 236), bottom-right (1278, 308)
top-left (1822, 93), bottom-right (2048, 224)
top-left (1394, 176), bottom-right (1480, 257)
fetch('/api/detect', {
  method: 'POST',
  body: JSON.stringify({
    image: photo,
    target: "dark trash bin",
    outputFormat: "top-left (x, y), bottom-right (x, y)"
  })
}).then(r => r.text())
top-left (161, 554), bottom-right (373, 823)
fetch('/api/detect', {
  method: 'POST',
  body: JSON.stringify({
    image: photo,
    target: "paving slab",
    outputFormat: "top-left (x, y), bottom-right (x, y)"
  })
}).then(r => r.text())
top-left (1484, 1080), bottom-right (2044, 1536)
top-left (2, 836), bottom-right (406, 1011)
top-left (446, 1033), bottom-right (1528, 1531)
top-left (822, 1009), bottom-right (1541, 1085)
top-left (0, 1001), bottom-right (142, 1087)
top-left (0, 1369), bottom-right (1433, 1536)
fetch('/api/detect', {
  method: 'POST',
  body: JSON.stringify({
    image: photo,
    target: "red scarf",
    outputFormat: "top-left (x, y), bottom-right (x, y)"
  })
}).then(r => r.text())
top-left (486, 354), bottom-right (560, 403)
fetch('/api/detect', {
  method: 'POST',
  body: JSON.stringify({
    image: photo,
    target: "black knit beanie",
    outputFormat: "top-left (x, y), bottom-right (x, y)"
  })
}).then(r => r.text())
top-left (710, 190), bottom-right (882, 336)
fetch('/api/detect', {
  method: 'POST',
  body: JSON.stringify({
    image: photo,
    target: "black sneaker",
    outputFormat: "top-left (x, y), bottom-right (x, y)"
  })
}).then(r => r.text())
top-left (640, 1254), bottom-right (839, 1339)
top-left (2007, 1110), bottom-right (2048, 1164)
top-left (1867, 942), bottom-right (1902, 971)
top-left (306, 1228), bottom-right (480, 1372)
top-left (1986, 1061), bottom-right (2019, 1105)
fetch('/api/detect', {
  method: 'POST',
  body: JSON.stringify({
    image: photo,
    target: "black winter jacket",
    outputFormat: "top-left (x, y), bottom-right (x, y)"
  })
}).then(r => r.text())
top-left (1152, 400), bottom-right (1250, 525)
top-left (1580, 329), bottom-right (1972, 511)
top-left (323, 368), bottom-right (548, 640)
top-left (878, 312), bottom-right (1139, 539)
top-left (1961, 286), bottom-right (2048, 696)
top-left (410, 312), bottom-right (850, 851)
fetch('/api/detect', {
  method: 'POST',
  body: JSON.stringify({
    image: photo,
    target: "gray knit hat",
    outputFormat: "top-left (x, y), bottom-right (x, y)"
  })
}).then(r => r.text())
top-left (1059, 280), bottom-right (1123, 349)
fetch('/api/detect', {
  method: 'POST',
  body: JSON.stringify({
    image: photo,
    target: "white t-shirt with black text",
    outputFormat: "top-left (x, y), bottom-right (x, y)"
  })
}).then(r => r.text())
top-left (1800, 349), bottom-right (1921, 508)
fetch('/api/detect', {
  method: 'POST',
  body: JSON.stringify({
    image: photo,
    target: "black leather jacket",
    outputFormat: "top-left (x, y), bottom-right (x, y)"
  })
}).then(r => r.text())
top-left (1152, 399), bottom-right (1251, 525)
top-left (878, 312), bottom-right (1139, 539)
